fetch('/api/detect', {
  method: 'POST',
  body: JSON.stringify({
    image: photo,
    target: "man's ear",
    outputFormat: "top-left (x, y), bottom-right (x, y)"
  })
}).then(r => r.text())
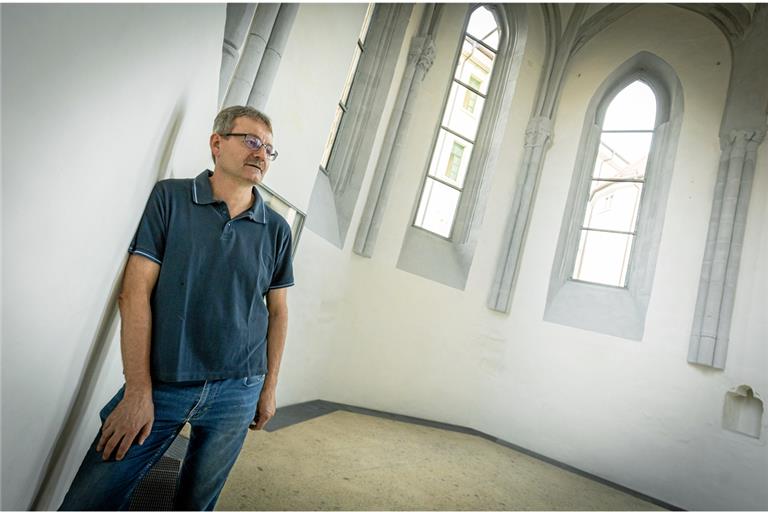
top-left (210, 133), bottom-right (221, 156)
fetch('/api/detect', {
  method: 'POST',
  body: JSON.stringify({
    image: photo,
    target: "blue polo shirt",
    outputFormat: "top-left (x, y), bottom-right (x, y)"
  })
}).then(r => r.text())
top-left (128, 170), bottom-right (294, 382)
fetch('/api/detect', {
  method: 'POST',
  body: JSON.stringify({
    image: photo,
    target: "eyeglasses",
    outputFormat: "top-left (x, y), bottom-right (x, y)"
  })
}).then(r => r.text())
top-left (224, 133), bottom-right (279, 161)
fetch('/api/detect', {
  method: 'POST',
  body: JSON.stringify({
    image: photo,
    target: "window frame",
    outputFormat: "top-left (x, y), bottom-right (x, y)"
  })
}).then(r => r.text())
top-left (396, 4), bottom-right (529, 290)
top-left (571, 79), bottom-right (657, 289)
top-left (412, 4), bottom-right (502, 241)
top-left (544, 52), bottom-right (684, 340)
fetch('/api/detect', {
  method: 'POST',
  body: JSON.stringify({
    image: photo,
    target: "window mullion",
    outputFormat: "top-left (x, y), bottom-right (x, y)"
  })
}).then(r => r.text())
top-left (464, 33), bottom-right (498, 55)
top-left (440, 125), bottom-right (475, 145)
top-left (453, 78), bottom-right (487, 98)
top-left (591, 177), bottom-right (645, 184)
top-left (580, 226), bottom-right (637, 236)
top-left (426, 175), bottom-right (463, 193)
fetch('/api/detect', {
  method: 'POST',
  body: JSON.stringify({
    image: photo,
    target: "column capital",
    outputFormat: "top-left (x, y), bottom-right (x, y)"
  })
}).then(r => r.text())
top-left (408, 36), bottom-right (436, 75)
top-left (720, 128), bottom-right (766, 149)
top-left (524, 116), bottom-right (552, 148)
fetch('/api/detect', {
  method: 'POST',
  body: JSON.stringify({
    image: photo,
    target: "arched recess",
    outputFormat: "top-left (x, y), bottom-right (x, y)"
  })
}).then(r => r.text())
top-left (544, 51), bottom-right (684, 340)
top-left (396, 3), bottom-right (528, 290)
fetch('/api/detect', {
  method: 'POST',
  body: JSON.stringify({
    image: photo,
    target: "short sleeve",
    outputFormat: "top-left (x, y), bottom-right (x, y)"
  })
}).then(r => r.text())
top-left (128, 183), bottom-right (167, 265)
top-left (269, 222), bottom-right (294, 289)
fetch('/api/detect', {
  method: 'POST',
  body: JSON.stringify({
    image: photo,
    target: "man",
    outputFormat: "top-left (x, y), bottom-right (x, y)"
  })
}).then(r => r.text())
top-left (60, 106), bottom-right (294, 510)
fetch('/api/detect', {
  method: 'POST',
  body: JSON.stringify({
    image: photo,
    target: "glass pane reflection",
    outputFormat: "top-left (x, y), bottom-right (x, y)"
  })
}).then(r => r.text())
top-left (455, 38), bottom-right (495, 95)
top-left (583, 181), bottom-right (643, 233)
top-left (443, 82), bottom-right (485, 141)
top-left (428, 129), bottom-right (474, 188)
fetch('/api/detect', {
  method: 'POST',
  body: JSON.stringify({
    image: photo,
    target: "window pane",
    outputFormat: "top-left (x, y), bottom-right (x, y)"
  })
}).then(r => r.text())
top-left (358, 3), bottom-right (374, 44)
top-left (428, 129), bottom-right (474, 188)
top-left (320, 105), bottom-right (344, 168)
top-left (594, 132), bottom-right (652, 179)
top-left (466, 6), bottom-right (499, 50)
top-left (602, 80), bottom-right (656, 130)
top-left (415, 178), bottom-right (461, 238)
top-left (443, 82), bottom-right (485, 140)
top-left (583, 181), bottom-right (643, 233)
top-left (340, 47), bottom-right (361, 106)
top-left (455, 37), bottom-right (495, 94)
top-left (573, 230), bottom-right (634, 287)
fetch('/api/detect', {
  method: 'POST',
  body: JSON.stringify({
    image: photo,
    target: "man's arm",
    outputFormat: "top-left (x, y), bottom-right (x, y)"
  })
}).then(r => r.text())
top-left (97, 254), bottom-right (160, 460)
top-left (251, 287), bottom-right (289, 430)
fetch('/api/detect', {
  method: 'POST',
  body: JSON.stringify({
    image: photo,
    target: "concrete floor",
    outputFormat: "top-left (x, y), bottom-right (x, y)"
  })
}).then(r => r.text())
top-left (217, 410), bottom-right (664, 511)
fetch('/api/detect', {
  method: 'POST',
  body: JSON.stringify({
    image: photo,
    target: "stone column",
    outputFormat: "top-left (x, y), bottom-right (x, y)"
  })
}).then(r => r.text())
top-left (222, 3), bottom-right (280, 108)
top-left (688, 4), bottom-right (768, 368)
top-left (488, 116), bottom-right (552, 310)
top-left (353, 6), bottom-right (439, 257)
top-left (247, 4), bottom-right (299, 110)
top-left (218, 4), bottom-right (257, 107)
top-left (689, 129), bottom-right (765, 368)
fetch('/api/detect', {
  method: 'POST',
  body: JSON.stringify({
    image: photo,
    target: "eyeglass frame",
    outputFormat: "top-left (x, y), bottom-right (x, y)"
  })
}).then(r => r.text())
top-left (223, 133), bottom-right (279, 161)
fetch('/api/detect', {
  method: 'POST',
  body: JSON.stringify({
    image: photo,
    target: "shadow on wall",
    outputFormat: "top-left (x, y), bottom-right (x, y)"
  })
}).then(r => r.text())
top-left (30, 101), bottom-right (186, 510)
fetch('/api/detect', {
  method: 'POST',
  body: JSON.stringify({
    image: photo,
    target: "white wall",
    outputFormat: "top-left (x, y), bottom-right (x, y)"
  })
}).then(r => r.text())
top-left (274, 4), bottom-right (767, 510)
top-left (1, 5), bottom-right (224, 509)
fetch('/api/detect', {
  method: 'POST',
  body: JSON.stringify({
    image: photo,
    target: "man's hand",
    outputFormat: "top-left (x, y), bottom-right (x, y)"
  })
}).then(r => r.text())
top-left (97, 389), bottom-right (154, 461)
top-left (250, 387), bottom-right (276, 430)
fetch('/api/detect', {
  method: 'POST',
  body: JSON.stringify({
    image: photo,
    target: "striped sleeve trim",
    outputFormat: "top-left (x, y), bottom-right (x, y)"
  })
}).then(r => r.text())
top-left (128, 248), bottom-right (162, 265)
top-left (268, 282), bottom-right (295, 290)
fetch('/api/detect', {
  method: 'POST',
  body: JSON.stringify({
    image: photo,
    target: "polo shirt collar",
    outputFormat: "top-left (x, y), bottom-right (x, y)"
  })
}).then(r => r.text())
top-left (192, 170), bottom-right (266, 224)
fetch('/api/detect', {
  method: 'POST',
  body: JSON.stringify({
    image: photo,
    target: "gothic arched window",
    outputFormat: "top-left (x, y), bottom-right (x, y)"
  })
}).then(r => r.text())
top-left (414, 5), bottom-right (501, 238)
top-left (544, 52), bottom-right (684, 340)
top-left (572, 80), bottom-right (657, 287)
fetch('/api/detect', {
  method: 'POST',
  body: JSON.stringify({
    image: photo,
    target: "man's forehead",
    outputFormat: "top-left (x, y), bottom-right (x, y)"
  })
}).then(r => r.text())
top-left (233, 116), bottom-right (272, 140)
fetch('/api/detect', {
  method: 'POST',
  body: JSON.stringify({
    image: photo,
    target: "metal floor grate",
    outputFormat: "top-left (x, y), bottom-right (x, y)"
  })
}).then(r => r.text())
top-left (128, 434), bottom-right (188, 510)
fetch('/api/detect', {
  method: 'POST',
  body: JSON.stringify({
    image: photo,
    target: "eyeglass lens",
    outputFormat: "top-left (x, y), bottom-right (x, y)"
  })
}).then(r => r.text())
top-left (245, 136), bottom-right (277, 160)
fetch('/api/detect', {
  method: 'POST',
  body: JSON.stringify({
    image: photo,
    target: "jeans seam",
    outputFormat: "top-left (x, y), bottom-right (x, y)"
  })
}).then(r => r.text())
top-left (183, 380), bottom-right (210, 422)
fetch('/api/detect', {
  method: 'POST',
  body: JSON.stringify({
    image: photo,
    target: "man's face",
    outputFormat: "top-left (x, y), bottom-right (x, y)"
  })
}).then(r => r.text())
top-left (211, 116), bottom-right (273, 186)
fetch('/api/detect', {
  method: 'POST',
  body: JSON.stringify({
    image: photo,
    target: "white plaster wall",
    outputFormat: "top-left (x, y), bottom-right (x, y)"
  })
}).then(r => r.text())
top-left (278, 4), bottom-right (766, 510)
top-left (1, 5), bottom-right (224, 509)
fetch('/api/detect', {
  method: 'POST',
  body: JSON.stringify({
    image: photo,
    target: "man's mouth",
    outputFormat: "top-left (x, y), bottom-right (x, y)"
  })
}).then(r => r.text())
top-left (246, 162), bottom-right (262, 171)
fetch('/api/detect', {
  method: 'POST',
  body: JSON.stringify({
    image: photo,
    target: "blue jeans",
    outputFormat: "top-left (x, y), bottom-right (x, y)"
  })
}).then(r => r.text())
top-left (59, 375), bottom-right (265, 511)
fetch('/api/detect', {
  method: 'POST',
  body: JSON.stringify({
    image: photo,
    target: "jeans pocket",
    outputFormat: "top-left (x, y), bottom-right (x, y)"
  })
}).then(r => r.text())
top-left (243, 374), bottom-right (265, 388)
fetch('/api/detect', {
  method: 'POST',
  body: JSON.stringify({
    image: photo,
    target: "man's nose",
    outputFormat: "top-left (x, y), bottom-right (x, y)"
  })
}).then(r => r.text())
top-left (251, 144), bottom-right (268, 158)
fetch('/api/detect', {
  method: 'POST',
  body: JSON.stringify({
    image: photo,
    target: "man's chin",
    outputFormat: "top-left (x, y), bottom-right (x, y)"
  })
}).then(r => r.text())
top-left (245, 168), bottom-right (264, 185)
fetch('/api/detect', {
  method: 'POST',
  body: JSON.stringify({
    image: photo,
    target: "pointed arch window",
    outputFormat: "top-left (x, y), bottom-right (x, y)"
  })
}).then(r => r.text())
top-left (414, 5), bottom-right (501, 238)
top-left (544, 52), bottom-right (684, 340)
top-left (572, 80), bottom-right (657, 287)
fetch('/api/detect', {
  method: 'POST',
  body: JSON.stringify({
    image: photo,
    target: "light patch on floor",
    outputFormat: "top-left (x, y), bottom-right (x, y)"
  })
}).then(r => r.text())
top-left (217, 411), bottom-right (662, 510)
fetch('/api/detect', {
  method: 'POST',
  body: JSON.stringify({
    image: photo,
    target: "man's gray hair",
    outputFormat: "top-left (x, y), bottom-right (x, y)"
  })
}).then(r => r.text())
top-left (212, 105), bottom-right (273, 135)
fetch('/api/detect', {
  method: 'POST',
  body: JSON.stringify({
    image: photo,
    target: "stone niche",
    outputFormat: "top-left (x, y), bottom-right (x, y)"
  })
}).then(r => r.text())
top-left (723, 385), bottom-right (764, 439)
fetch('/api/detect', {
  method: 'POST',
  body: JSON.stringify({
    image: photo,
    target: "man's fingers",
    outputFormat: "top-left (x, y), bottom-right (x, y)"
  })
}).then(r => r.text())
top-left (96, 428), bottom-right (113, 452)
top-left (255, 411), bottom-right (273, 430)
top-left (138, 422), bottom-right (153, 445)
top-left (115, 434), bottom-right (136, 461)
top-left (101, 433), bottom-right (123, 461)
